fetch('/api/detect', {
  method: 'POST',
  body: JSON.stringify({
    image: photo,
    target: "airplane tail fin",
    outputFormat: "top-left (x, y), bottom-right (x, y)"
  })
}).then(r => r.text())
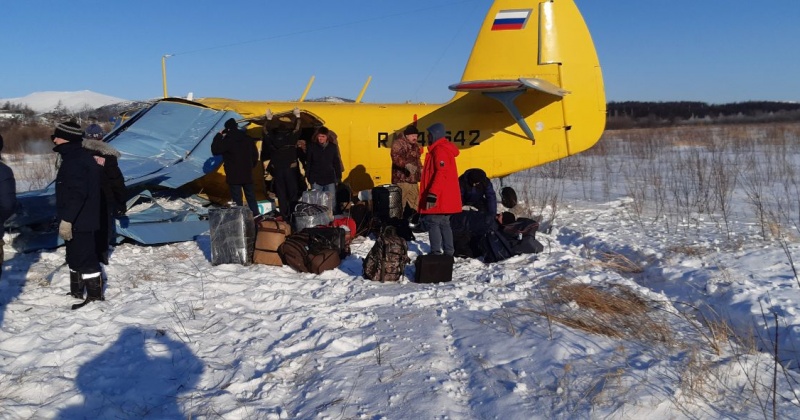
top-left (449, 0), bottom-right (605, 153)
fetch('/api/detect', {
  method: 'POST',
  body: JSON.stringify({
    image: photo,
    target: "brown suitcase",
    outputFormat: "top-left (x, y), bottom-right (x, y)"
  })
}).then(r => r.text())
top-left (254, 219), bottom-right (292, 266)
top-left (307, 248), bottom-right (341, 274)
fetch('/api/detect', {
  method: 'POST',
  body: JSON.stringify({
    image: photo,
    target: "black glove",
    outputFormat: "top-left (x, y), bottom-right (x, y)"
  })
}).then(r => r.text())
top-left (425, 193), bottom-right (437, 210)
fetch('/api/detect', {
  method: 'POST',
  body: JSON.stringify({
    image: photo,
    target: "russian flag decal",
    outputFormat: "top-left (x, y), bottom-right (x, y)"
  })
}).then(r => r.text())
top-left (491, 9), bottom-right (531, 31)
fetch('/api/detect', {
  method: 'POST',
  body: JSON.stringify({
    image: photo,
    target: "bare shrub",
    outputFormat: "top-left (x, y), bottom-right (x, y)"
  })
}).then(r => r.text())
top-left (0, 124), bottom-right (53, 154)
top-left (8, 154), bottom-right (58, 191)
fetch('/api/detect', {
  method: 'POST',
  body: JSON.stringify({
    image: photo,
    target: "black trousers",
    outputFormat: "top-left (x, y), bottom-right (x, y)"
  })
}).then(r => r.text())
top-left (228, 183), bottom-right (258, 216)
top-left (95, 199), bottom-right (116, 262)
top-left (272, 167), bottom-right (301, 219)
top-left (66, 231), bottom-right (101, 274)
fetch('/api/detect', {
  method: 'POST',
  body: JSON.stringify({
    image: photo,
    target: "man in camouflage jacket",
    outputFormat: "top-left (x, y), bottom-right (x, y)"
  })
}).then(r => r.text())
top-left (390, 125), bottom-right (423, 215)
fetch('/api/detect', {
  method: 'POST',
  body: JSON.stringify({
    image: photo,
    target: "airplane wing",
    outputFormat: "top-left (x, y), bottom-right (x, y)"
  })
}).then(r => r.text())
top-left (107, 98), bottom-right (238, 188)
top-left (244, 109), bottom-right (325, 128)
top-left (7, 99), bottom-right (244, 251)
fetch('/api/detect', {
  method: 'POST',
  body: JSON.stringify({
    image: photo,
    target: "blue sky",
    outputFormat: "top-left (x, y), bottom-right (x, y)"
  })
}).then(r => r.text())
top-left (1, 0), bottom-right (798, 104)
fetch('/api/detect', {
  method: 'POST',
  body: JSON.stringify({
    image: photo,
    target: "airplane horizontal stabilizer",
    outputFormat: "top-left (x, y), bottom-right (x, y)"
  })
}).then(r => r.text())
top-left (449, 78), bottom-right (568, 97)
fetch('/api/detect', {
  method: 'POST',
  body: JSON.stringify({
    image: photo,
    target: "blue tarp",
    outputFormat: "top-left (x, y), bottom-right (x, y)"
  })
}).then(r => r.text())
top-left (8, 99), bottom-right (245, 251)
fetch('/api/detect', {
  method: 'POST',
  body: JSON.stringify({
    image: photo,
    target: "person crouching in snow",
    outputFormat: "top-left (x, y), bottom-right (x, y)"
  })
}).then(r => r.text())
top-left (51, 121), bottom-right (105, 308)
top-left (418, 122), bottom-right (461, 256)
top-left (82, 131), bottom-right (127, 266)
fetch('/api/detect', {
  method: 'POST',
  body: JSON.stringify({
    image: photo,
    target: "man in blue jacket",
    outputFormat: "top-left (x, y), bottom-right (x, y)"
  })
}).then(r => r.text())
top-left (458, 168), bottom-right (497, 215)
top-left (0, 133), bottom-right (16, 279)
top-left (52, 121), bottom-right (104, 309)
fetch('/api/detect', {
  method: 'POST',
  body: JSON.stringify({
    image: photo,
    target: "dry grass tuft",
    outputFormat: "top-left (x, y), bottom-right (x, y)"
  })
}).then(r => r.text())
top-left (532, 279), bottom-right (673, 344)
top-left (593, 251), bottom-right (644, 274)
top-left (668, 245), bottom-right (708, 257)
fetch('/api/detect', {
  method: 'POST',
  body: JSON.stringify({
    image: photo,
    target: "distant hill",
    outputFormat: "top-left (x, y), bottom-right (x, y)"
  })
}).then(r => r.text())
top-left (0, 90), bottom-right (128, 114)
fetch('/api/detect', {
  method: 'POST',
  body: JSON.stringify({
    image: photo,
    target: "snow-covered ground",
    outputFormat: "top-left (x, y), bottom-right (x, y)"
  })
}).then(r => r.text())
top-left (3, 124), bottom-right (800, 419)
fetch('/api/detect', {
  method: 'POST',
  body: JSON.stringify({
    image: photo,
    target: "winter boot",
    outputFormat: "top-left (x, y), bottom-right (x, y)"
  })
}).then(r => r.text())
top-left (67, 270), bottom-right (85, 299)
top-left (84, 272), bottom-right (105, 302)
top-left (71, 272), bottom-right (104, 310)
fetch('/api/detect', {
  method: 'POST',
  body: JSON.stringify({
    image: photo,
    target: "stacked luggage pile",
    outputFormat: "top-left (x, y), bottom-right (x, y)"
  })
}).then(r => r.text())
top-left (207, 183), bottom-right (543, 284)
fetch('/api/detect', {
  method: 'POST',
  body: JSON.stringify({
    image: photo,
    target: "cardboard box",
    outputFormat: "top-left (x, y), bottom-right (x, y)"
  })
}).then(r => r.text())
top-left (257, 199), bottom-right (276, 215)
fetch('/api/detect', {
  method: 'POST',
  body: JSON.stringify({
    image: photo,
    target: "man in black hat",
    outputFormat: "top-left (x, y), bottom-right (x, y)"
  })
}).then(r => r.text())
top-left (0, 133), bottom-right (16, 278)
top-left (390, 125), bottom-right (423, 217)
top-left (52, 121), bottom-right (104, 308)
top-left (211, 118), bottom-right (259, 216)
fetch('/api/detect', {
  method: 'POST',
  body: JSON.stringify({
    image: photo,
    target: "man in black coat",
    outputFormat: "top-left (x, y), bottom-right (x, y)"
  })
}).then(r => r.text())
top-left (52, 121), bottom-right (104, 307)
top-left (305, 126), bottom-right (343, 192)
top-left (0, 133), bottom-right (16, 279)
top-left (83, 137), bottom-right (127, 265)
top-left (261, 108), bottom-right (302, 219)
top-left (211, 118), bottom-right (259, 216)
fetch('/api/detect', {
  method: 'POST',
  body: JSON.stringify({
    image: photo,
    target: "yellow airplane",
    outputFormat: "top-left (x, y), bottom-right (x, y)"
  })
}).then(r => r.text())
top-left (195, 0), bottom-right (605, 201)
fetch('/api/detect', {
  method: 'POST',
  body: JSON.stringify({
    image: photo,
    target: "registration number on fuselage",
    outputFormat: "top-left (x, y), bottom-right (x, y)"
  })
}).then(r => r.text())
top-left (377, 130), bottom-right (481, 148)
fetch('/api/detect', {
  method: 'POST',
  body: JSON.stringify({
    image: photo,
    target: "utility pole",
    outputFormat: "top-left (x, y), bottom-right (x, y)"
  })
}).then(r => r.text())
top-left (161, 54), bottom-right (173, 98)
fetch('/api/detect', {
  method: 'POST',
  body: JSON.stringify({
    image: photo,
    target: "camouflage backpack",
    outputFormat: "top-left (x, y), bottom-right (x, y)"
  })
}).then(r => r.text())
top-left (363, 226), bottom-right (410, 282)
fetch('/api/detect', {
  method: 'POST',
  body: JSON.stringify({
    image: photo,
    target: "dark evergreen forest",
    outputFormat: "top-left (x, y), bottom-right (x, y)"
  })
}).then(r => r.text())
top-left (606, 101), bottom-right (800, 129)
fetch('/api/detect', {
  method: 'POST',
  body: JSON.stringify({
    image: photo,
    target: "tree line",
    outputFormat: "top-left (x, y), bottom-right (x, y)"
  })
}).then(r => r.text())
top-left (3, 100), bottom-right (800, 147)
top-left (607, 101), bottom-right (800, 129)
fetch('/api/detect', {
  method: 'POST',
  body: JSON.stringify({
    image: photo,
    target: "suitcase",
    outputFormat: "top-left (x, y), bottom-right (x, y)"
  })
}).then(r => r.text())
top-left (348, 202), bottom-right (372, 237)
top-left (372, 184), bottom-right (402, 222)
top-left (414, 254), bottom-right (454, 283)
top-left (292, 202), bottom-right (332, 232)
top-left (300, 190), bottom-right (334, 220)
top-left (208, 206), bottom-right (255, 265)
top-left (278, 232), bottom-right (312, 273)
top-left (304, 226), bottom-right (349, 259)
top-left (253, 218), bottom-right (292, 265)
top-left (332, 216), bottom-right (356, 246)
top-left (308, 248), bottom-right (341, 274)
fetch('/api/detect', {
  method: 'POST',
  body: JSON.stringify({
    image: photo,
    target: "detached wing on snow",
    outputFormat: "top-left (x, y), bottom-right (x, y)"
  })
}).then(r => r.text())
top-left (8, 99), bottom-right (244, 251)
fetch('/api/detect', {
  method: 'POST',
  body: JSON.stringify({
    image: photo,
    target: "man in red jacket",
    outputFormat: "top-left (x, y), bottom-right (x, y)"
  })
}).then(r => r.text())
top-left (418, 122), bottom-right (461, 255)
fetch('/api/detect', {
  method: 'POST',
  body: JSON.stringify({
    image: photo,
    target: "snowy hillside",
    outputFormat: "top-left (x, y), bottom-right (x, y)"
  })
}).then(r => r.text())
top-left (0, 90), bottom-right (127, 114)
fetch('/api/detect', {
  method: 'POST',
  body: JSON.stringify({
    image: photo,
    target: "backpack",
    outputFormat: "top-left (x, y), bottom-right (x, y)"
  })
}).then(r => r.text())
top-left (502, 218), bottom-right (543, 254)
top-left (451, 210), bottom-right (495, 258)
top-left (363, 226), bottom-right (411, 282)
top-left (502, 218), bottom-right (539, 239)
top-left (500, 186), bottom-right (518, 209)
top-left (481, 229), bottom-right (515, 264)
